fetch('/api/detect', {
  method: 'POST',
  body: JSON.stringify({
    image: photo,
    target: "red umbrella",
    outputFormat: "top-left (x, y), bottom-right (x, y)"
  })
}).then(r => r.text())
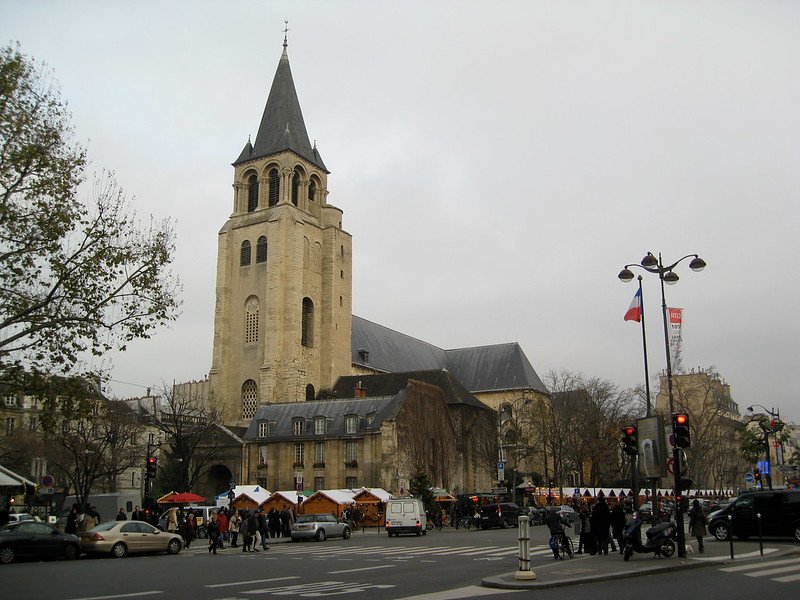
top-left (157, 492), bottom-right (206, 504)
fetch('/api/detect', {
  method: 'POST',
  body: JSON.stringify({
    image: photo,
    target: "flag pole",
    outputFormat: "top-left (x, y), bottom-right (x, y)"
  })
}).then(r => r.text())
top-left (637, 275), bottom-right (652, 417)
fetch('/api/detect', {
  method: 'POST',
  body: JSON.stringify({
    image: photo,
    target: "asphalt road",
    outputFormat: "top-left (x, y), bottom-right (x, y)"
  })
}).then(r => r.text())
top-left (2, 525), bottom-right (799, 599)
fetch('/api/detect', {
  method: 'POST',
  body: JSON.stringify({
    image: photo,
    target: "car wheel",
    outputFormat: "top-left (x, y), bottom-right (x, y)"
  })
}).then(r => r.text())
top-left (316, 529), bottom-right (326, 542)
top-left (63, 544), bottom-right (79, 561)
top-left (167, 539), bottom-right (182, 555)
top-left (660, 540), bottom-right (675, 558)
top-left (712, 522), bottom-right (730, 542)
top-left (0, 546), bottom-right (14, 564)
top-left (342, 527), bottom-right (351, 540)
top-left (111, 542), bottom-right (127, 558)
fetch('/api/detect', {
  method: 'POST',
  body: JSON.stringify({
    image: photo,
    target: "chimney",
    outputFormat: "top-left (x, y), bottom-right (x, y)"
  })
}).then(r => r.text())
top-left (354, 381), bottom-right (366, 399)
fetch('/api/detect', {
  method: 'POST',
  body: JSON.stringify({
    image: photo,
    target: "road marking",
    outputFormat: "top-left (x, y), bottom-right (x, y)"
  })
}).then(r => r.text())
top-left (720, 557), bottom-right (800, 572)
top-left (395, 585), bottom-right (519, 599)
top-left (774, 573), bottom-right (800, 583)
top-left (696, 548), bottom-right (780, 562)
top-left (67, 593), bottom-right (163, 600)
top-left (327, 564), bottom-right (396, 574)
top-left (206, 576), bottom-right (300, 588)
top-left (240, 580), bottom-right (395, 595)
top-left (745, 564), bottom-right (800, 577)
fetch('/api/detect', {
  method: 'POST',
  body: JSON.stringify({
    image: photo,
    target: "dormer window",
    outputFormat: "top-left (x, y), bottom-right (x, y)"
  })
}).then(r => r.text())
top-left (366, 412), bottom-right (376, 426)
top-left (345, 415), bottom-right (358, 435)
top-left (257, 420), bottom-right (269, 438)
top-left (293, 419), bottom-right (304, 436)
top-left (315, 417), bottom-right (326, 435)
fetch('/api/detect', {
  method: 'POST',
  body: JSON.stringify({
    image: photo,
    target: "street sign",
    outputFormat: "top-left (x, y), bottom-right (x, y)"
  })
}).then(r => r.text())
top-left (744, 472), bottom-right (755, 485)
top-left (492, 487), bottom-right (508, 494)
top-left (40, 474), bottom-right (54, 488)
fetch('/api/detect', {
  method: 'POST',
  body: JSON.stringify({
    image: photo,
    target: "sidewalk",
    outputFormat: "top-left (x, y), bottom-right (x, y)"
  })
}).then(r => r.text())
top-left (482, 539), bottom-right (800, 590)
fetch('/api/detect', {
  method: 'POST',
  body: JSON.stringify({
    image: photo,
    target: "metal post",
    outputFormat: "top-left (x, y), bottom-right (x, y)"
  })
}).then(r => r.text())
top-left (515, 515), bottom-right (536, 580)
top-left (757, 513), bottom-right (763, 556)
top-left (764, 431), bottom-right (773, 490)
top-left (728, 515), bottom-right (734, 560)
top-left (657, 255), bottom-right (686, 557)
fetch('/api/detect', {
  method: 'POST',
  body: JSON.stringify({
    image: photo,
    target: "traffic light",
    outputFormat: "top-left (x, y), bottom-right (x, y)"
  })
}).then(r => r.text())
top-left (622, 425), bottom-right (638, 455)
top-left (146, 456), bottom-right (157, 479)
top-left (753, 469), bottom-right (761, 487)
top-left (673, 413), bottom-right (690, 448)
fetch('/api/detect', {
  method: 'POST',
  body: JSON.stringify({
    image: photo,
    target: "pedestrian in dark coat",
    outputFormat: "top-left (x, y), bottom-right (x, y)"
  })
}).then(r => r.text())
top-left (610, 502), bottom-right (626, 554)
top-left (257, 511), bottom-right (270, 549)
top-left (590, 497), bottom-right (612, 555)
top-left (182, 514), bottom-right (195, 549)
top-left (689, 499), bottom-right (708, 553)
top-left (243, 512), bottom-right (258, 552)
top-left (268, 507), bottom-right (280, 538)
top-left (65, 505), bottom-right (79, 535)
top-left (207, 514), bottom-right (220, 555)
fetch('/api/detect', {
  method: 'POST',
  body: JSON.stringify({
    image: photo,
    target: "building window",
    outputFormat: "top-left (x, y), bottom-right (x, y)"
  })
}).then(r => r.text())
top-left (3, 394), bottom-right (16, 407)
top-left (268, 168), bottom-right (279, 206)
top-left (294, 442), bottom-right (304, 466)
top-left (240, 240), bottom-right (251, 266)
top-left (305, 384), bottom-right (315, 401)
top-left (314, 476), bottom-right (324, 491)
top-left (258, 445), bottom-right (268, 466)
top-left (257, 421), bottom-right (269, 438)
top-left (308, 179), bottom-right (316, 202)
top-left (314, 417), bottom-right (326, 435)
top-left (301, 297), bottom-right (314, 347)
top-left (5, 417), bottom-right (14, 434)
top-left (345, 441), bottom-right (358, 463)
top-left (245, 296), bottom-right (259, 344)
top-left (346, 476), bottom-right (358, 489)
top-left (247, 174), bottom-right (258, 212)
top-left (28, 416), bottom-right (37, 431)
top-left (293, 419), bottom-right (304, 436)
top-left (257, 477), bottom-right (268, 488)
top-left (291, 169), bottom-right (301, 206)
top-left (345, 415), bottom-right (358, 434)
top-left (256, 236), bottom-right (267, 263)
top-left (241, 379), bottom-right (258, 420)
top-left (314, 441), bottom-right (325, 465)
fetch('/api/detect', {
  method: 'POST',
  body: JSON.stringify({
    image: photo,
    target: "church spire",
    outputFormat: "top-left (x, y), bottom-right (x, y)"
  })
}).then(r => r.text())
top-left (234, 35), bottom-right (327, 172)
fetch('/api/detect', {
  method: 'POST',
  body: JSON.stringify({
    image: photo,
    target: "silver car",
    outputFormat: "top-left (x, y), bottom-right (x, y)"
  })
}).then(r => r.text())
top-left (290, 514), bottom-right (351, 542)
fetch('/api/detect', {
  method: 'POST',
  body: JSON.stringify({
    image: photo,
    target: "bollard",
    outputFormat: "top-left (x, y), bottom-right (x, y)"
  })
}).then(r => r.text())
top-left (515, 515), bottom-right (536, 580)
top-left (728, 514), bottom-right (734, 559)
top-left (757, 512), bottom-right (763, 556)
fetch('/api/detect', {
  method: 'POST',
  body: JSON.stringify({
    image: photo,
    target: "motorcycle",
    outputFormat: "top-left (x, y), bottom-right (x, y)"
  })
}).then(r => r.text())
top-left (622, 514), bottom-right (677, 561)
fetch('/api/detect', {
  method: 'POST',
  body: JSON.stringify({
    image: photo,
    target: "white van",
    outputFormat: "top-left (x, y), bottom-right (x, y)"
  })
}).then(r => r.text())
top-left (385, 498), bottom-right (427, 537)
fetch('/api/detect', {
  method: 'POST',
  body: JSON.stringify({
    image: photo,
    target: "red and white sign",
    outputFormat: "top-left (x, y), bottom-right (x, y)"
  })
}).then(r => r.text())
top-left (666, 458), bottom-right (675, 475)
top-left (668, 307), bottom-right (683, 366)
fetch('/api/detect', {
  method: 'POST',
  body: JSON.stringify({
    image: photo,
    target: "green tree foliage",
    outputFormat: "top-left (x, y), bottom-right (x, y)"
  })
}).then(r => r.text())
top-left (409, 464), bottom-right (435, 514)
top-left (0, 43), bottom-right (181, 375)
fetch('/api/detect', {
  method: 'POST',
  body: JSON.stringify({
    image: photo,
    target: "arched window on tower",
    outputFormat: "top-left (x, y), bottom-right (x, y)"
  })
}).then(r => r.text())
top-left (247, 174), bottom-right (258, 212)
top-left (241, 379), bottom-right (258, 420)
top-left (240, 240), bottom-right (251, 266)
top-left (291, 169), bottom-right (301, 206)
top-left (245, 296), bottom-right (259, 344)
top-left (305, 384), bottom-right (315, 401)
top-left (256, 236), bottom-right (268, 263)
top-left (268, 168), bottom-right (279, 206)
top-left (301, 297), bottom-right (314, 347)
top-left (308, 179), bottom-right (316, 202)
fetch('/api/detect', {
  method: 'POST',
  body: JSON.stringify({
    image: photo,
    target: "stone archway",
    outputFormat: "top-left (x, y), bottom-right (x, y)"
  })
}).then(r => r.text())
top-left (200, 464), bottom-right (233, 500)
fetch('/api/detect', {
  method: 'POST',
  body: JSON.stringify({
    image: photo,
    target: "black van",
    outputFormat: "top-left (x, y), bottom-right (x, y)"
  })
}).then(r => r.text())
top-left (479, 502), bottom-right (522, 529)
top-left (708, 490), bottom-right (800, 542)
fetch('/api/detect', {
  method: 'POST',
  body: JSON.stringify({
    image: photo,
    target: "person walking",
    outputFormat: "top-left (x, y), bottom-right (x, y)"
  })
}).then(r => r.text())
top-left (590, 497), bottom-right (611, 556)
top-left (610, 501), bottom-right (625, 554)
top-left (578, 504), bottom-right (594, 555)
top-left (689, 499), bottom-right (708, 553)
top-left (182, 513), bottom-right (195, 549)
top-left (65, 505), bottom-right (79, 535)
top-left (229, 510), bottom-right (242, 548)
top-left (116, 508), bottom-right (128, 521)
top-left (207, 514), bottom-right (220, 554)
top-left (166, 507), bottom-right (179, 534)
top-left (243, 512), bottom-right (258, 552)
top-left (268, 507), bottom-right (280, 538)
top-left (257, 511), bottom-right (270, 550)
top-left (131, 505), bottom-right (145, 522)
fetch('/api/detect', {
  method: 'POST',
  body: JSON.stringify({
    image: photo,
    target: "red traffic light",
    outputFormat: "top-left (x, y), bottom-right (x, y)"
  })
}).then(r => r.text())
top-left (623, 426), bottom-right (636, 436)
top-left (147, 457), bottom-right (156, 465)
top-left (674, 414), bottom-right (688, 425)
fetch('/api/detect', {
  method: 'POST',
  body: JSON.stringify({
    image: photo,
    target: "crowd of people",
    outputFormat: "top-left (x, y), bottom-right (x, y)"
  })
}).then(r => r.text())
top-left (161, 505), bottom-right (297, 555)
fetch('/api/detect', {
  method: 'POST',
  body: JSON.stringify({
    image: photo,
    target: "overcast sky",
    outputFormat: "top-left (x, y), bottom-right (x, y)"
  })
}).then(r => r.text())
top-left (4, 1), bottom-right (799, 424)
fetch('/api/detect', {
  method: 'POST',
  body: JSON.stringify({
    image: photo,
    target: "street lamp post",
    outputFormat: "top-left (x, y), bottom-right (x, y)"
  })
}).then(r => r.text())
top-left (618, 251), bottom-right (706, 559)
top-left (746, 404), bottom-right (783, 490)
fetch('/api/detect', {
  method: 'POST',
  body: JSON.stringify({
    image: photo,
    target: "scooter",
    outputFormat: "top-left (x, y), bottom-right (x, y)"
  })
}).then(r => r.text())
top-left (622, 514), bottom-right (677, 561)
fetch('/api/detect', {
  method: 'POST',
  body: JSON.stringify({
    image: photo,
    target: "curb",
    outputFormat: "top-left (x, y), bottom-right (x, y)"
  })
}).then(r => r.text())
top-left (481, 546), bottom-right (800, 590)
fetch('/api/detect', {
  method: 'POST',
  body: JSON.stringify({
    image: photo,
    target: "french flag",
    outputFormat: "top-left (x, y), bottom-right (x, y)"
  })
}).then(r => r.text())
top-left (624, 289), bottom-right (642, 322)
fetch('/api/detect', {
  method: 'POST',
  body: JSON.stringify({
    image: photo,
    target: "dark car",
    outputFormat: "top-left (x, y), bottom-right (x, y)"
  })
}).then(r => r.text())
top-left (709, 490), bottom-right (800, 542)
top-left (479, 502), bottom-right (522, 529)
top-left (0, 521), bottom-right (81, 564)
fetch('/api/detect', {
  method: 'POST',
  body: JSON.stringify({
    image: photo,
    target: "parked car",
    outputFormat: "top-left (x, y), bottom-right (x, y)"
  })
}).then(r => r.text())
top-left (479, 502), bottom-right (522, 529)
top-left (0, 521), bottom-right (80, 564)
top-left (709, 490), bottom-right (800, 542)
top-left (291, 514), bottom-right (351, 542)
top-left (80, 520), bottom-right (183, 558)
top-left (7, 513), bottom-right (36, 523)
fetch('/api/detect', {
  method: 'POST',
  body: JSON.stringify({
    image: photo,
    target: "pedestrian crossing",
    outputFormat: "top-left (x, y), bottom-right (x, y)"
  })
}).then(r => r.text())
top-left (719, 556), bottom-right (800, 584)
top-left (260, 542), bottom-right (555, 560)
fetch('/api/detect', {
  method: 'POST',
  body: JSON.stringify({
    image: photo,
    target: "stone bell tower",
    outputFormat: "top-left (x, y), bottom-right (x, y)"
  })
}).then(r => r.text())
top-left (209, 39), bottom-right (352, 426)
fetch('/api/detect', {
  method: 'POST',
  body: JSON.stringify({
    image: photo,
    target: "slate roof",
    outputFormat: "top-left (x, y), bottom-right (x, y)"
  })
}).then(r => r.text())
top-left (328, 370), bottom-right (492, 411)
top-left (243, 393), bottom-right (406, 442)
top-left (233, 45), bottom-right (327, 172)
top-left (351, 316), bottom-right (549, 395)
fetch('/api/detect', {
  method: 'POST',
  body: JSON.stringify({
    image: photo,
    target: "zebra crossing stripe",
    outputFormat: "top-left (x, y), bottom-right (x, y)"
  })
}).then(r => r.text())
top-left (774, 573), bottom-right (800, 583)
top-left (720, 558), bottom-right (800, 573)
top-left (744, 564), bottom-right (800, 578)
